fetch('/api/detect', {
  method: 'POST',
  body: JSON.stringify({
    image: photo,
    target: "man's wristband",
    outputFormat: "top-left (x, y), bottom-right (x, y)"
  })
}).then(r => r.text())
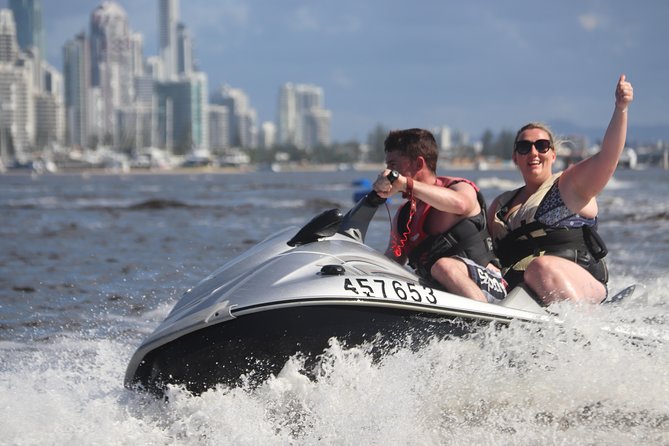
top-left (403, 177), bottom-right (414, 199)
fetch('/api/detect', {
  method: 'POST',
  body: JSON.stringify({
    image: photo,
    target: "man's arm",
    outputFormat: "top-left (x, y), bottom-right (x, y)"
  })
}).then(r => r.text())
top-left (408, 180), bottom-right (478, 216)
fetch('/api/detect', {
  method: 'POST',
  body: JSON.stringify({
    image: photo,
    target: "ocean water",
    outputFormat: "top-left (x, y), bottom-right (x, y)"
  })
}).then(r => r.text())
top-left (1, 168), bottom-right (668, 445)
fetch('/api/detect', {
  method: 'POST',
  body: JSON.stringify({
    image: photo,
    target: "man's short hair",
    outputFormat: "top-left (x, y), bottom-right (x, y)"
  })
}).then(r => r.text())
top-left (384, 128), bottom-right (438, 172)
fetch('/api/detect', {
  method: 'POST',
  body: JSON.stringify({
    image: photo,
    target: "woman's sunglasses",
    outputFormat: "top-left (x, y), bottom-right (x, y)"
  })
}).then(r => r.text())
top-left (515, 139), bottom-right (552, 155)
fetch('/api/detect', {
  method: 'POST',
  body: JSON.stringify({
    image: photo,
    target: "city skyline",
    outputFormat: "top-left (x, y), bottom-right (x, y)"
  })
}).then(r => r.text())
top-left (1, 0), bottom-right (336, 160)
top-left (3, 0), bottom-right (669, 144)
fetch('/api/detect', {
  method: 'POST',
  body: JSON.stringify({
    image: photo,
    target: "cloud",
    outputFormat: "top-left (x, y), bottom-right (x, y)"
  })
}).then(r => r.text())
top-left (184, 0), bottom-right (250, 29)
top-left (292, 6), bottom-right (362, 34)
top-left (578, 13), bottom-right (601, 31)
top-left (332, 15), bottom-right (363, 34)
top-left (479, 8), bottom-right (530, 50)
top-left (294, 7), bottom-right (320, 31)
top-left (331, 69), bottom-right (353, 88)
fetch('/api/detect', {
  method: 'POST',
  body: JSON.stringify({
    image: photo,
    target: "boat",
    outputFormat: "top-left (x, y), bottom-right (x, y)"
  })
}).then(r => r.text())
top-left (124, 190), bottom-right (557, 395)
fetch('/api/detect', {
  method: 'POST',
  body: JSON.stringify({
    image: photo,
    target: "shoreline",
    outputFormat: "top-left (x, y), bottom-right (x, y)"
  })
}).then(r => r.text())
top-left (1, 160), bottom-right (520, 176)
top-left (1, 162), bottom-right (387, 176)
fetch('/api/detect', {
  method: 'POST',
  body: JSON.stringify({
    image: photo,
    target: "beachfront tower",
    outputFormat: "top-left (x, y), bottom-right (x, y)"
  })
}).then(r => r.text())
top-left (63, 32), bottom-right (89, 148)
top-left (159, 0), bottom-right (179, 80)
top-left (277, 83), bottom-right (331, 151)
top-left (8, 0), bottom-right (44, 72)
top-left (89, 1), bottom-right (134, 145)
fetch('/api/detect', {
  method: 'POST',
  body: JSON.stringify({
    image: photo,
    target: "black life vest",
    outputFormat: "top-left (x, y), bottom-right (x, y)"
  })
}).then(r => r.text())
top-left (493, 186), bottom-right (609, 287)
top-left (395, 177), bottom-right (497, 279)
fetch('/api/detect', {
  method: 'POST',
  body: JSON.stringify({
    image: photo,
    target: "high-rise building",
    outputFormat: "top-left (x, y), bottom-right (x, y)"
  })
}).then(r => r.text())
top-left (159, 0), bottom-right (179, 80)
top-left (133, 74), bottom-right (153, 105)
top-left (208, 104), bottom-right (229, 151)
top-left (156, 0), bottom-right (210, 154)
top-left (243, 108), bottom-right (258, 149)
top-left (0, 9), bottom-right (35, 160)
top-left (277, 82), bottom-right (331, 150)
top-left (89, 1), bottom-right (134, 145)
top-left (210, 85), bottom-right (257, 148)
top-left (63, 32), bottom-right (89, 148)
top-left (118, 71), bottom-right (154, 151)
top-left (154, 72), bottom-right (208, 153)
top-left (433, 126), bottom-right (452, 153)
top-left (144, 55), bottom-right (163, 79)
top-left (35, 63), bottom-right (64, 148)
top-left (259, 121), bottom-right (276, 150)
top-left (129, 32), bottom-right (144, 76)
top-left (277, 83), bottom-right (296, 147)
top-left (8, 0), bottom-right (43, 57)
top-left (304, 107), bottom-right (331, 149)
top-left (294, 84), bottom-right (323, 150)
top-left (176, 22), bottom-right (193, 76)
top-left (189, 71), bottom-right (208, 150)
top-left (2, 3), bottom-right (63, 156)
top-left (8, 0), bottom-right (43, 91)
top-left (0, 9), bottom-right (19, 62)
top-left (115, 104), bottom-right (152, 151)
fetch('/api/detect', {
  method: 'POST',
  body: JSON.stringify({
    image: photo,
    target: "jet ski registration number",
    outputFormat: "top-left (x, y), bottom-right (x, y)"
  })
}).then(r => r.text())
top-left (343, 278), bottom-right (437, 304)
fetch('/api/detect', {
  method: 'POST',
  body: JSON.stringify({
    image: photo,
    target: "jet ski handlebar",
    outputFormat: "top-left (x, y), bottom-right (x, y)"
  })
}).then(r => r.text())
top-left (338, 170), bottom-right (398, 242)
top-left (288, 171), bottom-right (398, 246)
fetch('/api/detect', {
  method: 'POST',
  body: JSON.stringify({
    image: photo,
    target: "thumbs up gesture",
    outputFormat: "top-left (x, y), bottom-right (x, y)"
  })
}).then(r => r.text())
top-left (615, 74), bottom-right (633, 112)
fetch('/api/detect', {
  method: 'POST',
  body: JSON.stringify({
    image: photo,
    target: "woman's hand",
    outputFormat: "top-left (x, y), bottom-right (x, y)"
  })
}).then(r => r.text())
top-left (615, 74), bottom-right (634, 112)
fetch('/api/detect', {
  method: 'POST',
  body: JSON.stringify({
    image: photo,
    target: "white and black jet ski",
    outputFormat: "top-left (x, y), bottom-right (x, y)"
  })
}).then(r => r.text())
top-left (124, 185), bottom-right (571, 395)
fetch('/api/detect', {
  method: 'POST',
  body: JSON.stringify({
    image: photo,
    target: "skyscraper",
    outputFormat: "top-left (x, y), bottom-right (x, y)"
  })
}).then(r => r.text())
top-left (208, 104), bottom-right (230, 150)
top-left (63, 32), bottom-right (89, 148)
top-left (0, 8), bottom-right (19, 62)
top-left (259, 121), bottom-right (276, 150)
top-left (211, 85), bottom-right (257, 148)
top-left (277, 83), bottom-right (296, 147)
top-left (155, 0), bottom-right (208, 153)
top-left (176, 22), bottom-right (193, 76)
top-left (155, 72), bottom-right (208, 153)
top-left (0, 9), bottom-right (35, 159)
top-left (277, 83), bottom-right (331, 150)
top-left (159, 0), bottom-right (179, 80)
top-left (35, 64), bottom-right (65, 149)
top-left (8, 0), bottom-right (43, 57)
top-left (304, 107), bottom-right (331, 149)
top-left (3, 2), bottom-right (62, 156)
top-left (89, 1), bottom-right (134, 144)
top-left (9, 0), bottom-right (43, 91)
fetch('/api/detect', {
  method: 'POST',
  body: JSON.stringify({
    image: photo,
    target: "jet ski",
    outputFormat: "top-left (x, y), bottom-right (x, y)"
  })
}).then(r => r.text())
top-left (124, 189), bottom-right (554, 395)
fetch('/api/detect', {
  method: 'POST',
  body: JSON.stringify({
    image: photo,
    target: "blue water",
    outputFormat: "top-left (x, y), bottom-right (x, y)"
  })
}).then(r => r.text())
top-left (1, 168), bottom-right (668, 445)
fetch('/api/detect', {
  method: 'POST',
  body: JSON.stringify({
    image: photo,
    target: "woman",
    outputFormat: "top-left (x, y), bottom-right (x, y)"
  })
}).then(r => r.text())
top-left (487, 75), bottom-right (634, 305)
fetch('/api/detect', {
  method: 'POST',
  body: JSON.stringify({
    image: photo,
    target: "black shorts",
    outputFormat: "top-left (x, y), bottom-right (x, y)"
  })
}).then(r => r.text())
top-left (457, 257), bottom-right (508, 303)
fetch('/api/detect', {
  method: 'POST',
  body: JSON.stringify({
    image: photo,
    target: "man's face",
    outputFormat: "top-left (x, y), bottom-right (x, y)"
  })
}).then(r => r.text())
top-left (385, 150), bottom-right (416, 177)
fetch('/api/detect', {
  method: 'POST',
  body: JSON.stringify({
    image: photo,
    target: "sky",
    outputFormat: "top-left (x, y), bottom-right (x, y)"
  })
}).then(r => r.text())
top-left (6, 0), bottom-right (669, 142)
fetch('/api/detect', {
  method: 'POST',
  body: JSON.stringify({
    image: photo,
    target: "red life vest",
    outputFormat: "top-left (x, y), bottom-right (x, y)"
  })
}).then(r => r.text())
top-left (391, 176), bottom-right (481, 259)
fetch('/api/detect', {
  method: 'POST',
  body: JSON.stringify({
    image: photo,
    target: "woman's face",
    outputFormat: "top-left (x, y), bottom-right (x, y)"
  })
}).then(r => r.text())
top-left (512, 128), bottom-right (556, 184)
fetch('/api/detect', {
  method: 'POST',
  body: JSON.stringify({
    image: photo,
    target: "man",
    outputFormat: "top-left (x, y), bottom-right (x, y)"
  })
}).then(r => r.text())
top-left (373, 128), bottom-right (506, 303)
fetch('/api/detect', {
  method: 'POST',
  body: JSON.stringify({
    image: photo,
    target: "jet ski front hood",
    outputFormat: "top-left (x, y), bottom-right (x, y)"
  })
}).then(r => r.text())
top-left (133, 227), bottom-right (550, 362)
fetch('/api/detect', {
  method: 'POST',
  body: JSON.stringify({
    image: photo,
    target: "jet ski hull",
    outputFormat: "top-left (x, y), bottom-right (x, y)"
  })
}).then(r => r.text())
top-left (128, 303), bottom-right (492, 395)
